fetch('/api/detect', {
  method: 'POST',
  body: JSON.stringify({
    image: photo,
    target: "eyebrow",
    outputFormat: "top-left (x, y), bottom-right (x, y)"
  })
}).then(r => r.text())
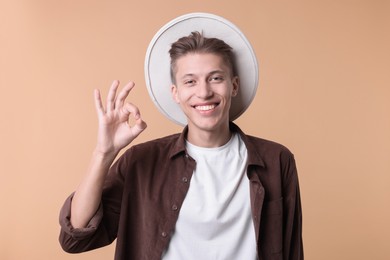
top-left (180, 70), bottom-right (227, 80)
top-left (208, 70), bottom-right (226, 76)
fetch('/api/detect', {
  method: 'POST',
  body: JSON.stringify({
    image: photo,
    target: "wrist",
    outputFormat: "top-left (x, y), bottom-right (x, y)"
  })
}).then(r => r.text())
top-left (92, 148), bottom-right (118, 164)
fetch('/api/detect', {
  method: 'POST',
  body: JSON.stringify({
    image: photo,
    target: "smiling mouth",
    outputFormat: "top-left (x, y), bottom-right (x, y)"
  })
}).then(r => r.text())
top-left (193, 104), bottom-right (218, 111)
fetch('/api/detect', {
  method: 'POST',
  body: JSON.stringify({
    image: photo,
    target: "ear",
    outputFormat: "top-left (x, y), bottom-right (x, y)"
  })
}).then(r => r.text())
top-left (171, 84), bottom-right (180, 103)
top-left (231, 76), bottom-right (240, 97)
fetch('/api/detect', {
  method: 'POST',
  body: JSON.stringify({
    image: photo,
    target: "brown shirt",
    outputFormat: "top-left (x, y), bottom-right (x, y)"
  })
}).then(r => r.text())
top-left (59, 123), bottom-right (303, 260)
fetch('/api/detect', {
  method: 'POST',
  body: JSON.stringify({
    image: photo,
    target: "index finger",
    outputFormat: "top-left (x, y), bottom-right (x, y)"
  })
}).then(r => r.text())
top-left (115, 81), bottom-right (135, 109)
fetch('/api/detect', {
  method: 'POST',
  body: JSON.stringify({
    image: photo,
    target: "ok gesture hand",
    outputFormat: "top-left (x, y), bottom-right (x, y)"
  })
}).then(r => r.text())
top-left (94, 80), bottom-right (147, 156)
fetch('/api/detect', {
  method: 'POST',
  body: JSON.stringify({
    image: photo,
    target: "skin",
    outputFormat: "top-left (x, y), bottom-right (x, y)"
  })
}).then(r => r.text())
top-left (70, 52), bottom-right (239, 228)
top-left (171, 53), bottom-right (239, 147)
top-left (71, 81), bottom-right (147, 228)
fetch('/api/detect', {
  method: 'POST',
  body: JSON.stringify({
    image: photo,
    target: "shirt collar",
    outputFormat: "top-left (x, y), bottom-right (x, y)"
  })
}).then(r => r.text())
top-left (168, 125), bottom-right (189, 159)
top-left (229, 122), bottom-right (265, 168)
top-left (169, 122), bottom-right (265, 168)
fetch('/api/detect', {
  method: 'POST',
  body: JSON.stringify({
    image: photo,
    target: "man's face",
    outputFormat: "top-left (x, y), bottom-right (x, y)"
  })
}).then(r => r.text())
top-left (171, 52), bottom-right (239, 133)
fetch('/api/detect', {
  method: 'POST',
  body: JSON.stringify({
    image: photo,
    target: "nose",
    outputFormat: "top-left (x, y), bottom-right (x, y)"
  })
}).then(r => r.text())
top-left (196, 81), bottom-right (213, 99)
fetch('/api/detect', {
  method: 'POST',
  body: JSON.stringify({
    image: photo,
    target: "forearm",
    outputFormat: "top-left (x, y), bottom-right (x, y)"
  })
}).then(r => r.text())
top-left (70, 149), bottom-right (118, 228)
top-left (69, 81), bottom-right (145, 229)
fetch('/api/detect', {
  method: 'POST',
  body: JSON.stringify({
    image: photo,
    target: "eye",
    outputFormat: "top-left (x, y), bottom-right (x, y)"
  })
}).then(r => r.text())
top-left (209, 76), bottom-right (224, 82)
top-left (184, 79), bottom-right (196, 86)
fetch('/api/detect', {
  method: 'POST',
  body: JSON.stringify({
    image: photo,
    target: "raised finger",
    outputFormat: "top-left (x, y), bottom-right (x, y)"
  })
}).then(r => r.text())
top-left (115, 81), bottom-right (135, 109)
top-left (106, 80), bottom-right (120, 113)
top-left (94, 89), bottom-right (105, 117)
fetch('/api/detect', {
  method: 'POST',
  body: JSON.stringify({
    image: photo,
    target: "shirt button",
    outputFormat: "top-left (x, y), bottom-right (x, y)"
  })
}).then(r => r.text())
top-left (161, 232), bottom-right (167, 237)
top-left (182, 177), bottom-right (188, 183)
top-left (172, 204), bottom-right (178, 211)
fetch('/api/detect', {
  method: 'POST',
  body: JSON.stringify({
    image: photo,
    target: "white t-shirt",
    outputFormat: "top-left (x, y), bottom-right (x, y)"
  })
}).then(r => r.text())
top-left (162, 133), bottom-right (257, 260)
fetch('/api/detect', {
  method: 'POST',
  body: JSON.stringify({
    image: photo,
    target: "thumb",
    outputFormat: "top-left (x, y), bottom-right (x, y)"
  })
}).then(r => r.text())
top-left (122, 102), bottom-right (147, 137)
top-left (131, 116), bottom-right (147, 137)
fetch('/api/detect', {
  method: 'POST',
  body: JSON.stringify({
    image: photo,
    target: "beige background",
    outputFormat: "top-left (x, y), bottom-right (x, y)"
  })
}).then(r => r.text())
top-left (1, 0), bottom-right (389, 259)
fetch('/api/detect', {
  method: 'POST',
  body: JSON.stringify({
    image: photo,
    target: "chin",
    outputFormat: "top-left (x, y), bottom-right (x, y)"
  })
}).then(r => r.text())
top-left (188, 117), bottom-right (227, 132)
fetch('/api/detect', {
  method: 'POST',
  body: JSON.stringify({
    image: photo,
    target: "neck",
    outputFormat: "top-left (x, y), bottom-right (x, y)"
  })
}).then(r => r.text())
top-left (186, 124), bottom-right (232, 148)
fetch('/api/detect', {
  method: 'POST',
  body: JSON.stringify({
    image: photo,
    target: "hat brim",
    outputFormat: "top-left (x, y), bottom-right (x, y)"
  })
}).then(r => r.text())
top-left (144, 12), bottom-right (259, 126)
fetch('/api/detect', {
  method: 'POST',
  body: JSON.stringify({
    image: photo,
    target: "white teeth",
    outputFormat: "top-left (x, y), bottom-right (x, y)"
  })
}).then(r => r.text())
top-left (195, 105), bottom-right (215, 111)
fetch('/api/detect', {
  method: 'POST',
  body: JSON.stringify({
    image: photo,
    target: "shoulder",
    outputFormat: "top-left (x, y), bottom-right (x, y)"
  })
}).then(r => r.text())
top-left (120, 133), bottom-right (182, 161)
top-left (242, 134), bottom-right (298, 184)
top-left (133, 133), bottom-right (181, 150)
top-left (231, 122), bottom-right (293, 158)
top-left (239, 133), bottom-right (296, 173)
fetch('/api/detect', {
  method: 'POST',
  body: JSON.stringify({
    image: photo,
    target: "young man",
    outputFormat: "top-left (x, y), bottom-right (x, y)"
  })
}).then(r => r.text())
top-left (59, 28), bottom-right (303, 260)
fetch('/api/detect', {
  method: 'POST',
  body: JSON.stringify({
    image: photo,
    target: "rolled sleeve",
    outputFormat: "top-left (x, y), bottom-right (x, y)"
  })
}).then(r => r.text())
top-left (58, 193), bottom-right (105, 253)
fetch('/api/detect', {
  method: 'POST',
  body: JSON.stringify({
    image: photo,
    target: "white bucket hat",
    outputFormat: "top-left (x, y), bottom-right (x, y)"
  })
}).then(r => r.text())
top-left (145, 12), bottom-right (259, 126)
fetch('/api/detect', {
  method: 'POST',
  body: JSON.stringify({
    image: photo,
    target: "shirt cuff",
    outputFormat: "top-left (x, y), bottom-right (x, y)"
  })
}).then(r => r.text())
top-left (59, 193), bottom-right (103, 240)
